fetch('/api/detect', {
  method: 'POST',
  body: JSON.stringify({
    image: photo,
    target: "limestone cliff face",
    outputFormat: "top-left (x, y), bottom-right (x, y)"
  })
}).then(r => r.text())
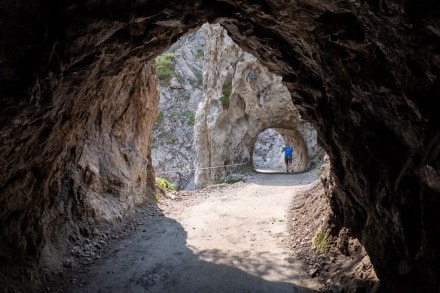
top-left (154, 25), bottom-right (321, 188)
top-left (194, 24), bottom-right (320, 188)
top-left (0, 0), bottom-right (438, 291)
top-left (253, 129), bottom-right (285, 170)
top-left (152, 29), bottom-right (205, 190)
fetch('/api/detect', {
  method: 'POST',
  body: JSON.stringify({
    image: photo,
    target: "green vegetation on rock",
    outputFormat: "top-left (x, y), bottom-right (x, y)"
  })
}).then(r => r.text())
top-left (225, 174), bottom-right (243, 184)
top-left (196, 72), bottom-right (203, 86)
top-left (156, 177), bottom-right (176, 191)
top-left (157, 131), bottom-right (178, 144)
top-left (195, 48), bottom-right (204, 58)
top-left (151, 191), bottom-right (160, 202)
top-left (312, 230), bottom-right (329, 253)
top-left (155, 53), bottom-right (175, 86)
top-left (156, 111), bottom-right (165, 123)
top-left (220, 77), bottom-right (233, 108)
top-left (182, 111), bottom-right (196, 125)
top-left (210, 174), bottom-right (242, 185)
top-left (219, 95), bottom-right (230, 108)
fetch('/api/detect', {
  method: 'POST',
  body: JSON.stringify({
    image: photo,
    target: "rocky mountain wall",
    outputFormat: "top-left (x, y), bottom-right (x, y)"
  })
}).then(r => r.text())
top-left (154, 24), bottom-right (321, 188)
top-left (152, 29), bottom-right (205, 190)
top-left (0, 0), bottom-right (438, 291)
top-left (194, 23), bottom-right (321, 188)
top-left (253, 129), bottom-right (286, 170)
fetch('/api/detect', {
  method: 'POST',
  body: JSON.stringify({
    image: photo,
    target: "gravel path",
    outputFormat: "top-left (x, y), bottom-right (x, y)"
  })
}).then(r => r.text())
top-left (63, 171), bottom-right (322, 292)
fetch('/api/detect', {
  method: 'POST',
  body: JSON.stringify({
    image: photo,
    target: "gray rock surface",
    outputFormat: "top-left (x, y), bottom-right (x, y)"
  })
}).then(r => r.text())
top-left (152, 29), bottom-right (205, 190)
top-left (154, 25), bottom-right (322, 189)
top-left (194, 24), bottom-right (322, 188)
top-left (253, 129), bottom-right (285, 170)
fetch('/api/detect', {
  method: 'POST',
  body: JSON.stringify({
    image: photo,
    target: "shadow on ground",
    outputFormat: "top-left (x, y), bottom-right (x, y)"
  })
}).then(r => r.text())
top-left (49, 213), bottom-right (317, 293)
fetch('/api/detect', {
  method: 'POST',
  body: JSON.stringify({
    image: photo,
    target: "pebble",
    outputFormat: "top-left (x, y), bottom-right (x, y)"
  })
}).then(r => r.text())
top-left (309, 268), bottom-right (318, 277)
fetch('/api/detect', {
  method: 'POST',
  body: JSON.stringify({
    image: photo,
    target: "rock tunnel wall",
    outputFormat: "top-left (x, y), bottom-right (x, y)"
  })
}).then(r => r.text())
top-left (1, 52), bottom-right (159, 289)
top-left (0, 0), bottom-right (439, 291)
top-left (0, 2), bottom-right (185, 288)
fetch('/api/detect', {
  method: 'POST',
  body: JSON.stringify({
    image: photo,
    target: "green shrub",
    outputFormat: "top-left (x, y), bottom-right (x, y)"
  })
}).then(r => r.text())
top-left (151, 191), bottom-right (160, 202)
top-left (222, 78), bottom-right (232, 97)
top-left (157, 131), bottom-right (177, 144)
top-left (211, 178), bottom-right (225, 185)
top-left (181, 111), bottom-right (195, 125)
top-left (219, 95), bottom-right (230, 108)
top-left (196, 72), bottom-right (203, 86)
top-left (312, 230), bottom-right (329, 253)
top-left (219, 77), bottom-right (233, 108)
top-left (225, 174), bottom-right (242, 184)
top-left (195, 48), bottom-right (204, 58)
top-left (156, 111), bottom-right (164, 123)
top-left (155, 177), bottom-right (176, 191)
top-left (155, 53), bottom-right (175, 86)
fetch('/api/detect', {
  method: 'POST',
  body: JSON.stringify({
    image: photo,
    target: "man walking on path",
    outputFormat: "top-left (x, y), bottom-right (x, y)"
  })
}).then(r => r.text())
top-left (282, 144), bottom-right (294, 173)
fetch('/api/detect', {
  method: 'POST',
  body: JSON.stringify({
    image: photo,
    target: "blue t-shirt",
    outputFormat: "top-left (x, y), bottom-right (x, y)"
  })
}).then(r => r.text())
top-left (284, 146), bottom-right (293, 157)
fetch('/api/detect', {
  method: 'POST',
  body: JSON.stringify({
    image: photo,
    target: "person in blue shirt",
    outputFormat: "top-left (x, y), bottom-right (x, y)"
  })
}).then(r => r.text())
top-left (281, 144), bottom-right (294, 173)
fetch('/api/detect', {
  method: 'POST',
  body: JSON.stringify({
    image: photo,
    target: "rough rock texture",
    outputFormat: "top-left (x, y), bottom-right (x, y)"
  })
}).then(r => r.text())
top-left (0, 57), bottom-right (159, 288)
top-left (0, 0), bottom-right (439, 291)
top-left (155, 24), bottom-right (321, 188)
top-left (194, 23), bottom-right (320, 188)
top-left (253, 129), bottom-right (285, 170)
top-left (288, 165), bottom-right (379, 292)
top-left (152, 29), bottom-right (205, 190)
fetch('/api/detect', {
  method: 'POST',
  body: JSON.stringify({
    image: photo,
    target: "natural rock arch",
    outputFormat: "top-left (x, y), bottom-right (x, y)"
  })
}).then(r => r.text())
top-left (276, 128), bottom-right (309, 172)
top-left (194, 24), bottom-right (321, 188)
top-left (251, 127), bottom-right (315, 172)
top-left (0, 1), bottom-right (438, 291)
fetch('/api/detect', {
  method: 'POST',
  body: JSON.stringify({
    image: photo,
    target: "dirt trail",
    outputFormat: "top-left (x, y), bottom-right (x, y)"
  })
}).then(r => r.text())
top-left (64, 171), bottom-right (322, 292)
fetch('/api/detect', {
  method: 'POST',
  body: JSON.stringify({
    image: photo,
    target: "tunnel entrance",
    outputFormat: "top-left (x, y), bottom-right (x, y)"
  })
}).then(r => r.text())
top-left (253, 128), bottom-right (285, 171)
top-left (252, 128), bottom-right (310, 173)
top-left (152, 23), bottom-right (322, 190)
top-left (151, 28), bottom-right (205, 191)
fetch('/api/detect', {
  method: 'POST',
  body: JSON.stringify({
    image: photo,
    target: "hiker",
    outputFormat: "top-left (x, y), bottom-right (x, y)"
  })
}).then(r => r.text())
top-left (281, 144), bottom-right (294, 173)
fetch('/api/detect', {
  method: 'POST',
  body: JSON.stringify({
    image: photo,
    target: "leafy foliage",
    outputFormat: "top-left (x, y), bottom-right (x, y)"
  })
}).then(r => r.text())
top-left (312, 230), bottom-right (329, 253)
top-left (155, 53), bottom-right (175, 86)
top-left (195, 48), bottom-right (204, 58)
top-left (155, 177), bottom-right (176, 191)
top-left (196, 72), bottom-right (203, 86)
top-left (222, 78), bottom-right (232, 97)
top-left (225, 174), bottom-right (242, 184)
top-left (220, 77), bottom-right (233, 108)
top-left (151, 191), bottom-right (160, 202)
top-left (156, 111), bottom-right (164, 123)
top-left (210, 174), bottom-right (242, 185)
top-left (219, 95), bottom-right (230, 108)
top-left (182, 111), bottom-right (195, 125)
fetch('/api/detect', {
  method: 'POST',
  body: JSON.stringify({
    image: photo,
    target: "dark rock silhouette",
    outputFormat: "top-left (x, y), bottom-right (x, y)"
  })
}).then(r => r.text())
top-left (0, 0), bottom-right (438, 291)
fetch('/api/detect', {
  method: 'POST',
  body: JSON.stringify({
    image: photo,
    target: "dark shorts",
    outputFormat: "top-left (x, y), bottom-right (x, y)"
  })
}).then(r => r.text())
top-left (284, 155), bottom-right (292, 164)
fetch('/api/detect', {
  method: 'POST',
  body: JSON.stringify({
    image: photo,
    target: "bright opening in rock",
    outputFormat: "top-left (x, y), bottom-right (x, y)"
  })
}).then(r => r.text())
top-left (252, 127), bottom-right (321, 173)
top-left (253, 128), bottom-right (285, 171)
top-left (152, 23), bottom-right (324, 190)
top-left (152, 29), bottom-right (205, 191)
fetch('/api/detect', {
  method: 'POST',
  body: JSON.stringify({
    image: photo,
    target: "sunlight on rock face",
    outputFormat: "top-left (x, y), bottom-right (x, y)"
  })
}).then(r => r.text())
top-left (152, 24), bottom-right (322, 189)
